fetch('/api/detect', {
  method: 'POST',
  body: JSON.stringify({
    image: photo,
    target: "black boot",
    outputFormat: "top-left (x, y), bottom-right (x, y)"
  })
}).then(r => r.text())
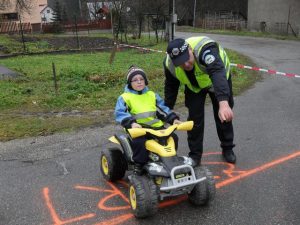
top-left (133, 163), bottom-right (143, 175)
top-left (222, 150), bottom-right (236, 164)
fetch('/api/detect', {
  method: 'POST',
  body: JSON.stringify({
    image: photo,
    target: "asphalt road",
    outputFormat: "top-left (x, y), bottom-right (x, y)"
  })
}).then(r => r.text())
top-left (0, 33), bottom-right (300, 225)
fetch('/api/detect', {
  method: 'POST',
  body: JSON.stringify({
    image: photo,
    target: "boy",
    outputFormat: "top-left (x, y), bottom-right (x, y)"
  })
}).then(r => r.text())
top-left (115, 66), bottom-right (181, 174)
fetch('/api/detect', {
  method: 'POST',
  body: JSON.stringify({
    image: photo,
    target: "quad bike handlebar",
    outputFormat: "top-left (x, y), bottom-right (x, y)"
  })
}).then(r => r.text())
top-left (127, 121), bottom-right (194, 139)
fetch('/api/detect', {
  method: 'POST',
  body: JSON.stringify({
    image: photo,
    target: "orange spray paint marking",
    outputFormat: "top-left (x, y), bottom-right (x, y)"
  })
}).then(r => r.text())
top-left (204, 161), bottom-right (246, 178)
top-left (43, 187), bottom-right (95, 225)
top-left (93, 213), bottom-right (134, 225)
top-left (76, 182), bottom-right (131, 211)
top-left (216, 151), bottom-right (300, 188)
top-left (43, 150), bottom-right (300, 225)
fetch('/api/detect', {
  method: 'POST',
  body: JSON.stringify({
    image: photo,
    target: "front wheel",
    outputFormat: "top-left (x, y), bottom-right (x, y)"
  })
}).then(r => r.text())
top-left (100, 148), bottom-right (127, 181)
top-left (188, 166), bottom-right (216, 206)
top-left (129, 175), bottom-right (159, 218)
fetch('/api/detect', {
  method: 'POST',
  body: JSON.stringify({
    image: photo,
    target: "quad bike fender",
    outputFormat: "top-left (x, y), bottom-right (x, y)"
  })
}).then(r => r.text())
top-left (109, 136), bottom-right (120, 144)
top-left (112, 134), bottom-right (134, 163)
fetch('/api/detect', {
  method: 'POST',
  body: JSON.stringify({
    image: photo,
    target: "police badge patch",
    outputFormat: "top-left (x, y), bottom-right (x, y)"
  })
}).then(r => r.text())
top-left (204, 54), bottom-right (216, 64)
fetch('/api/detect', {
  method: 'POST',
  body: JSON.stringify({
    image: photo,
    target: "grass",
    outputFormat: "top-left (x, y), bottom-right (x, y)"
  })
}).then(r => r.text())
top-left (0, 34), bottom-right (261, 141)
top-left (176, 26), bottom-right (300, 41)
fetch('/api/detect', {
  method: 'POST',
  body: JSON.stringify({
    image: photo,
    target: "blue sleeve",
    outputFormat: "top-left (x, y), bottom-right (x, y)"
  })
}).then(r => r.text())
top-left (155, 93), bottom-right (179, 124)
top-left (155, 93), bottom-right (172, 115)
top-left (114, 96), bottom-right (134, 125)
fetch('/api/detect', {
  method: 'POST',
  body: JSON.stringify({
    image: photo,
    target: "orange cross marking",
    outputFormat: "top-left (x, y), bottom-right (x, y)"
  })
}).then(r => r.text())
top-left (42, 150), bottom-right (300, 225)
top-left (43, 188), bottom-right (95, 225)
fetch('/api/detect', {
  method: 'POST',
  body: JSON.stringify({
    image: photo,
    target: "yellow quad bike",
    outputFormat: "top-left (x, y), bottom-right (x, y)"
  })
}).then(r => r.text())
top-left (100, 121), bottom-right (216, 218)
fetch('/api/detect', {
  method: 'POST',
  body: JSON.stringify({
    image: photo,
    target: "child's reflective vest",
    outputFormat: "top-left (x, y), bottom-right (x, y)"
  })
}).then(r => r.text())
top-left (121, 91), bottom-right (164, 128)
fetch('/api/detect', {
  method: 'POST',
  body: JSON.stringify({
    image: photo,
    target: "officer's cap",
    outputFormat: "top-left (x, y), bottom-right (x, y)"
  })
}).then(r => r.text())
top-left (167, 38), bottom-right (189, 66)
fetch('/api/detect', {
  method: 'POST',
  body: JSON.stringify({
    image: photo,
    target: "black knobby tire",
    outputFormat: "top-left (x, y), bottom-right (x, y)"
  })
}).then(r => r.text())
top-left (188, 166), bottom-right (216, 206)
top-left (100, 148), bottom-right (127, 181)
top-left (129, 175), bottom-right (159, 218)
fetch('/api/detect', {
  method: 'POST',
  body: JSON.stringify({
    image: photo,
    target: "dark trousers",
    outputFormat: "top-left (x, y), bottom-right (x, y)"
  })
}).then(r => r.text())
top-left (184, 84), bottom-right (235, 161)
top-left (131, 133), bottom-right (179, 164)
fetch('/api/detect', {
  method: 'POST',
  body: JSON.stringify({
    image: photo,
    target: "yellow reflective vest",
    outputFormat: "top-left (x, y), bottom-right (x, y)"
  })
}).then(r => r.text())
top-left (121, 91), bottom-right (164, 128)
top-left (165, 36), bottom-right (231, 93)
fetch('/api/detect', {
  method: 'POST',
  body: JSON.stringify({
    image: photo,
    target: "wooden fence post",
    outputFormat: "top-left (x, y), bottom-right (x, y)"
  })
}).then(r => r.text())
top-left (52, 62), bottom-right (58, 95)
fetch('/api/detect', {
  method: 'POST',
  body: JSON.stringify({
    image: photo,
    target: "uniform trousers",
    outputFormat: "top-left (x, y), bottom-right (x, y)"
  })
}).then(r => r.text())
top-left (184, 82), bottom-right (235, 161)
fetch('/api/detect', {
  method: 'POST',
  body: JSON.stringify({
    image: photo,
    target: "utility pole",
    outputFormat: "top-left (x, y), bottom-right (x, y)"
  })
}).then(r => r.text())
top-left (78, 0), bottom-right (83, 18)
top-left (19, 16), bottom-right (26, 52)
top-left (193, 0), bottom-right (197, 27)
top-left (286, 5), bottom-right (291, 35)
top-left (110, 5), bottom-right (113, 35)
top-left (167, 0), bottom-right (172, 41)
top-left (171, 0), bottom-right (175, 40)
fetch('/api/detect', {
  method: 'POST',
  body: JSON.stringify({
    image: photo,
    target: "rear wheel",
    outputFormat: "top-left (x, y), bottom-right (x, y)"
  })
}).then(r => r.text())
top-left (129, 175), bottom-right (159, 218)
top-left (100, 148), bottom-right (127, 181)
top-left (188, 166), bottom-right (216, 206)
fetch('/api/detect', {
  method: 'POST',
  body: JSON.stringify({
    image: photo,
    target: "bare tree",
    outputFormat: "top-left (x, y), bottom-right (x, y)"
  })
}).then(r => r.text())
top-left (108, 0), bottom-right (169, 41)
top-left (86, 0), bottom-right (102, 20)
top-left (0, 0), bottom-right (10, 10)
top-left (110, 0), bottom-right (128, 40)
top-left (0, 0), bottom-right (32, 13)
top-left (128, 0), bottom-right (148, 38)
top-left (146, 0), bottom-right (168, 42)
top-left (16, 0), bottom-right (32, 14)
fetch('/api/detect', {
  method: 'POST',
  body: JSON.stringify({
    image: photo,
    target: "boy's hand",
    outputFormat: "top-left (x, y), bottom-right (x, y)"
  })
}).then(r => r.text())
top-left (173, 119), bottom-right (182, 125)
top-left (131, 123), bottom-right (142, 128)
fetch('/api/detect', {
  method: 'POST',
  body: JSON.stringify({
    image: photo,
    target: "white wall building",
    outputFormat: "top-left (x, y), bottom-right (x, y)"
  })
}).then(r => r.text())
top-left (248, 0), bottom-right (300, 35)
top-left (40, 6), bottom-right (54, 23)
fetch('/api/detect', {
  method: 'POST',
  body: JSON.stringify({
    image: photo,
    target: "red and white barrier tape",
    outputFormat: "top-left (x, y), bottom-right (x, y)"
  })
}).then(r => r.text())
top-left (117, 43), bottom-right (300, 78)
top-left (230, 63), bottom-right (300, 78)
top-left (118, 43), bottom-right (165, 53)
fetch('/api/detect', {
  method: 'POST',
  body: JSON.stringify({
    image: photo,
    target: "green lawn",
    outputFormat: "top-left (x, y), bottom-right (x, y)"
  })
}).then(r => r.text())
top-left (176, 26), bottom-right (300, 41)
top-left (0, 34), bottom-right (261, 141)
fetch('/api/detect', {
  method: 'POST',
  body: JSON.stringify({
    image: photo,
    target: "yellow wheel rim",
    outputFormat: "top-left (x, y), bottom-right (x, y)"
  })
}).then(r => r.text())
top-left (129, 186), bottom-right (137, 210)
top-left (101, 156), bottom-right (109, 175)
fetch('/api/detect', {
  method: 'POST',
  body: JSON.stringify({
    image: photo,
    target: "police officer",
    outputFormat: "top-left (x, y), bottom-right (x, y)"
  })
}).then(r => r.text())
top-left (163, 37), bottom-right (236, 165)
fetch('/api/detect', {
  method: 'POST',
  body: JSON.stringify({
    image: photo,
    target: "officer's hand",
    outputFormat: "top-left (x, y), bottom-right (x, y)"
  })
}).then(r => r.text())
top-left (173, 119), bottom-right (182, 125)
top-left (131, 123), bottom-right (142, 128)
top-left (218, 101), bottom-right (234, 123)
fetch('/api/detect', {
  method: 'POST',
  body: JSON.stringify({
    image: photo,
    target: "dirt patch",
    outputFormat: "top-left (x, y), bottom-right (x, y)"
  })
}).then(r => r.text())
top-left (45, 36), bottom-right (114, 49)
top-left (13, 36), bottom-right (114, 49)
top-left (0, 45), bottom-right (9, 53)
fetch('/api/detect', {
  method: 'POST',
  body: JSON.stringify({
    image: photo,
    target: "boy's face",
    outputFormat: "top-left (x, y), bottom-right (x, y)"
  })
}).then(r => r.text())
top-left (130, 74), bottom-right (146, 91)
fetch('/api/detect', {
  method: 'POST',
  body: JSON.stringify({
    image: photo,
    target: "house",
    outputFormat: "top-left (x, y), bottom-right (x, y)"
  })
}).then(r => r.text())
top-left (87, 1), bottom-right (112, 20)
top-left (0, 0), bottom-right (47, 32)
top-left (247, 0), bottom-right (300, 35)
top-left (177, 0), bottom-right (299, 35)
top-left (40, 5), bottom-right (54, 23)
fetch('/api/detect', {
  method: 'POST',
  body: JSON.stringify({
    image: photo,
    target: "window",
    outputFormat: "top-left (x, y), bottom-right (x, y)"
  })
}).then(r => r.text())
top-left (47, 10), bottom-right (50, 13)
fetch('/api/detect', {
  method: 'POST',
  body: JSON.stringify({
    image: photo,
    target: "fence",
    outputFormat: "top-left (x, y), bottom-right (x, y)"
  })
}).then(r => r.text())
top-left (197, 18), bottom-right (247, 31)
top-left (0, 21), bottom-right (32, 34)
top-left (250, 21), bottom-right (299, 36)
top-left (41, 20), bottom-right (111, 33)
top-left (196, 10), bottom-right (247, 31)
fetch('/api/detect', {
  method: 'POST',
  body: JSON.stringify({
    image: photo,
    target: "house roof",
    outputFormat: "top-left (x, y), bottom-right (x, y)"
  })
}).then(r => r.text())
top-left (40, 5), bottom-right (52, 14)
top-left (96, 5), bottom-right (109, 14)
